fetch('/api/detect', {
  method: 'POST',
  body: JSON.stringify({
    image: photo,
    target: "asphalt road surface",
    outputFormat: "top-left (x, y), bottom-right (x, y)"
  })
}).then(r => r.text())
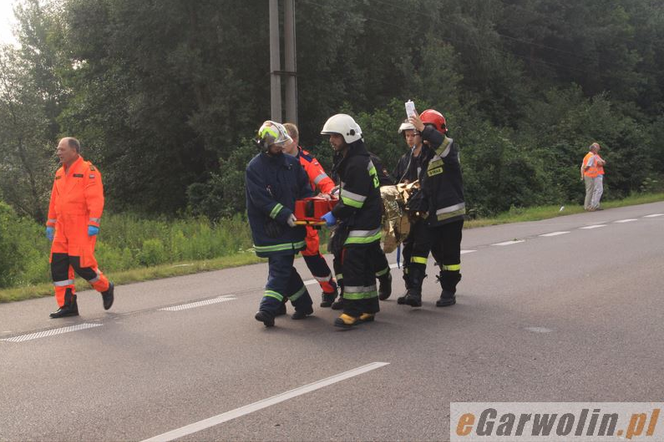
top-left (1, 202), bottom-right (663, 442)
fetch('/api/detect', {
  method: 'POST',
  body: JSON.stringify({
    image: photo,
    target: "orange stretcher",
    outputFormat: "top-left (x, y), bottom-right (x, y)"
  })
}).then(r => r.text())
top-left (294, 196), bottom-right (338, 226)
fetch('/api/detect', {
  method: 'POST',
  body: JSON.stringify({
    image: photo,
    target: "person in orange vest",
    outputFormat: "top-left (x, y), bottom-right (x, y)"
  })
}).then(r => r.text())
top-left (283, 123), bottom-right (339, 308)
top-left (46, 137), bottom-right (114, 318)
top-left (581, 142), bottom-right (605, 211)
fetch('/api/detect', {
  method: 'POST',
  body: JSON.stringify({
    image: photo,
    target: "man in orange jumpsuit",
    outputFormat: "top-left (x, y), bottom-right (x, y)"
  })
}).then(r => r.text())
top-left (46, 137), bottom-right (114, 318)
top-left (283, 123), bottom-right (339, 307)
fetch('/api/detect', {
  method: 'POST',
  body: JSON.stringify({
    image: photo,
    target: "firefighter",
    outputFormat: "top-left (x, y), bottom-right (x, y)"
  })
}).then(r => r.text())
top-left (393, 120), bottom-right (428, 303)
top-left (46, 137), bottom-right (114, 318)
top-left (320, 114), bottom-right (384, 328)
top-left (399, 109), bottom-right (465, 308)
top-left (282, 123), bottom-right (339, 308)
top-left (246, 121), bottom-right (315, 327)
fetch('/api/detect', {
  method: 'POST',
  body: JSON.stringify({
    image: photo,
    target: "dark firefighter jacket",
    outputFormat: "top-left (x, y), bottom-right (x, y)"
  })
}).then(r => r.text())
top-left (246, 151), bottom-right (314, 257)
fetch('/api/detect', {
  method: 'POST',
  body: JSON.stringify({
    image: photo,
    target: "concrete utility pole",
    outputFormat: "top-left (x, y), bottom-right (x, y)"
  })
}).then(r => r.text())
top-left (269, 0), bottom-right (298, 124)
top-left (284, 0), bottom-right (298, 125)
top-left (269, 0), bottom-right (282, 122)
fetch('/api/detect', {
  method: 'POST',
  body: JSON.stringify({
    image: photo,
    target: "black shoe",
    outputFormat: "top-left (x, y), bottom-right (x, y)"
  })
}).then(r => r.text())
top-left (320, 292), bottom-right (336, 308)
top-left (436, 292), bottom-right (456, 307)
top-left (292, 306), bottom-right (314, 320)
top-left (255, 310), bottom-right (275, 327)
top-left (404, 290), bottom-right (422, 307)
top-left (331, 298), bottom-right (344, 310)
top-left (276, 303), bottom-right (287, 316)
top-left (397, 293), bottom-right (407, 305)
top-left (102, 282), bottom-right (114, 310)
top-left (50, 296), bottom-right (79, 319)
top-left (378, 273), bottom-right (392, 300)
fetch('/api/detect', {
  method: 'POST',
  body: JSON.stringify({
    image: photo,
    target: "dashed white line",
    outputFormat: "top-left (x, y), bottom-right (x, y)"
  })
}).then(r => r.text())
top-left (141, 362), bottom-right (390, 442)
top-left (159, 296), bottom-right (237, 312)
top-left (580, 224), bottom-right (607, 230)
top-left (644, 213), bottom-right (664, 218)
top-left (1, 323), bottom-right (102, 343)
top-left (614, 219), bottom-right (638, 223)
top-left (492, 240), bottom-right (525, 246)
top-left (461, 250), bottom-right (477, 254)
top-left (539, 231), bottom-right (570, 237)
top-left (524, 327), bottom-right (554, 334)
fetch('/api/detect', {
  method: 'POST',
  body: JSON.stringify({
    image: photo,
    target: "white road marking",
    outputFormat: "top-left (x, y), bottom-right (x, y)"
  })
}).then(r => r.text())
top-left (524, 327), bottom-right (553, 333)
top-left (159, 296), bottom-right (236, 312)
top-left (580, 224), bottom-right (606, 230)
top-left (461, 250), bottom-right (477, 254)
top-left (1, 323), bottom-right (102, 343)
top-left (492, 240), bottom-right (525, 246)
top-left (614, 219), bottom-right (638, 223)
top-left (539, 231), bottom-right (570, 237)
top-left (141, 362), bottom-right (390, 442)
top-left (643, 213), bottom-right (664, 218)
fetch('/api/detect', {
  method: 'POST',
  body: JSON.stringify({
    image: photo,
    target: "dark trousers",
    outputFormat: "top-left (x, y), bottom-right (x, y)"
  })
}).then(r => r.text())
top-left (259, 254), bottom-right (313, 314)
top-left (408, 220), bottom-right (463, 291)
top-left (337, 243), bottom-right (381, 317)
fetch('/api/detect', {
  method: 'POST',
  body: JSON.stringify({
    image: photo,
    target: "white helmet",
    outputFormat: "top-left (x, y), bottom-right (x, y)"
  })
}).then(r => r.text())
top-left (320, 114), bottom-right (362, 144)
top-left (257, 120), bottom-right (292, 150)
top-left (398, 120), bottom-right (417, 134)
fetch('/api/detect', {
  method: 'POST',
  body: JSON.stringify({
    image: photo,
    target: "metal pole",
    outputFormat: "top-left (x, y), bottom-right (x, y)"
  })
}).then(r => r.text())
top-left (284, 0), bottom-right (297, 125)
top-left (269, 0), bottom-right (282, 121)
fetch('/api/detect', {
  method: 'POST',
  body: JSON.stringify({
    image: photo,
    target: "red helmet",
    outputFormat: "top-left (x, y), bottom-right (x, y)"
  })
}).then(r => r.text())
top-left (420, 109), bottom-right (447, 134)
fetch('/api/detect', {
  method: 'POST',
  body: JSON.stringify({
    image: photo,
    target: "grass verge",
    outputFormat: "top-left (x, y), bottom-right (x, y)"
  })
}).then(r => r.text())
top-left (2, 192), bottom-right (663, 304)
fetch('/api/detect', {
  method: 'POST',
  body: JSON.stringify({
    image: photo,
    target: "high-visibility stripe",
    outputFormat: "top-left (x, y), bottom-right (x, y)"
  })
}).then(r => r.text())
top-left (436, 203), bottom-right (466, 221)
top-left (254, 241), bottom-right (306, 253)
top-left (436, 137), bottom-right (453, 158)
top-left (375, 267), bottom-right (389, 277)
top-left (89, 217), bottom-right (101, 223)
top-left (335, 273), bottom-right (343, 281)
top-left (53, 279), bottom-right (75, 287)
top-left (344, 285), bottom-right (378, 300)
top-left (443, 264), bottom-right (461, 271)
top-left (47, 218), bottom-right (57, 224)
top-left (264, 290), bottom-right (283, 302)
top-left (289, 285), bottom-right (307, 302)
top-left (313, 173), bottom-right (329, 186)
top-left (340, 187), bottom-right (367, 203)
top-left (313, 274), bottom-right (332, 282)
top-left (344, 228), bottom-right (381, 245)
top-left (269, 203), bottom-right (284, 219)
top-left (260, 125), bottom-right (279, 140)
top-left (412, 256), bottom-right (427, 264)
top-left (341, 196), bottom-right (364, 208)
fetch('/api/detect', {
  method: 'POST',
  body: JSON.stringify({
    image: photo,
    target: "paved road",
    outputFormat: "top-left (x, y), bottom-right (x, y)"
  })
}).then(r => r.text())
top-left (1, 202), bottom-right (663, 442)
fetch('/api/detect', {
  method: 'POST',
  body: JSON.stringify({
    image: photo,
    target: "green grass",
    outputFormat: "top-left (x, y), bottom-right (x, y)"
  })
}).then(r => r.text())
top-left (2, 192), bottom-right (663, 304)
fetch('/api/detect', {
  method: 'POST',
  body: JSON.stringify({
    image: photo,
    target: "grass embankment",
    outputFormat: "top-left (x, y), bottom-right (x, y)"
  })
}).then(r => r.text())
top-left (1, 192), bottom-right (662, 303)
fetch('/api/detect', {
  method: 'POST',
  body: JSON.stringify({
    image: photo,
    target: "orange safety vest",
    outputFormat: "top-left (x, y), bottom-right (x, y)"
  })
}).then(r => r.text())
top-left (298, 147), bottom-right (335, 193)
top-left (596, 154), bottom-right (604, 175)
top-left (582, 152), bottom-right (599, 178)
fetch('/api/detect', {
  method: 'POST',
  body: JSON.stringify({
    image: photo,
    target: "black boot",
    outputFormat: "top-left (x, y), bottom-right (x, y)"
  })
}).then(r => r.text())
top-left (378, 273), bottom-right (392, 300)
top-left (320, 290), bottom-right (337, 308)
top-left (401, 267), bottom-right (425, 308)
top-left (435, 271), bottom-right (461, 307)
top-left (292, 305), bottom-right (314, 320)
top-left (397, 269), bottom-right (411, 305)
top-left (102, 282), bottom-right (114, 310)
top-left (50, 289), bottom-right (79, 318)
top-left (255, 310), bottom-right (275, 327)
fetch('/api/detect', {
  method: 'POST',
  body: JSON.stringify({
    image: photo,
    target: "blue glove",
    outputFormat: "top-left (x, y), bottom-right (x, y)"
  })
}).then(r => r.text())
top-left (321, 211), bottom-right (336, 227)
top-left (88, 225), bottom-right (100, 236)
top-left (46, 226), bottom-right (55, 241)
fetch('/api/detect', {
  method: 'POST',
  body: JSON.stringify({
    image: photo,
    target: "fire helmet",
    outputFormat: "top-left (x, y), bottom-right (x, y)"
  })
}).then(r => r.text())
top-left (420, 109), bottom-right (447, 134)
top-left (320, 114), bottom-right (362, 144)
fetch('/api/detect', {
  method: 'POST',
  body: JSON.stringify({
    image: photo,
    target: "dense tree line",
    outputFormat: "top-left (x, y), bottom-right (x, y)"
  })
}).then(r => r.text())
top-left (1, 0), bottom-right (663, 222)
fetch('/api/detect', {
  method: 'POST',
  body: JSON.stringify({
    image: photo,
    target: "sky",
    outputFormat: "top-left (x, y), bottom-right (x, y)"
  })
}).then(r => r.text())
top-left (0, 0), bottom-right (18, 46)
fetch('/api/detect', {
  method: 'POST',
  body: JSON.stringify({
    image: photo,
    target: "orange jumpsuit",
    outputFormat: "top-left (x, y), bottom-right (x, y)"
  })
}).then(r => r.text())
top-left (46, 156), bottom-right (110, 307)
top-left (297, 147), bottom-right (337, 295)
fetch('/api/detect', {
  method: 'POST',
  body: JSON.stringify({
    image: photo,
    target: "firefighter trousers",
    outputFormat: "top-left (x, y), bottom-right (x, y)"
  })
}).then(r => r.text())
top-left (408, 219), bottom-right (463, 292)
top-left (260, 254), bottom-right (313, 315)
top-left (336, 242), bottom-right (381, 318)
